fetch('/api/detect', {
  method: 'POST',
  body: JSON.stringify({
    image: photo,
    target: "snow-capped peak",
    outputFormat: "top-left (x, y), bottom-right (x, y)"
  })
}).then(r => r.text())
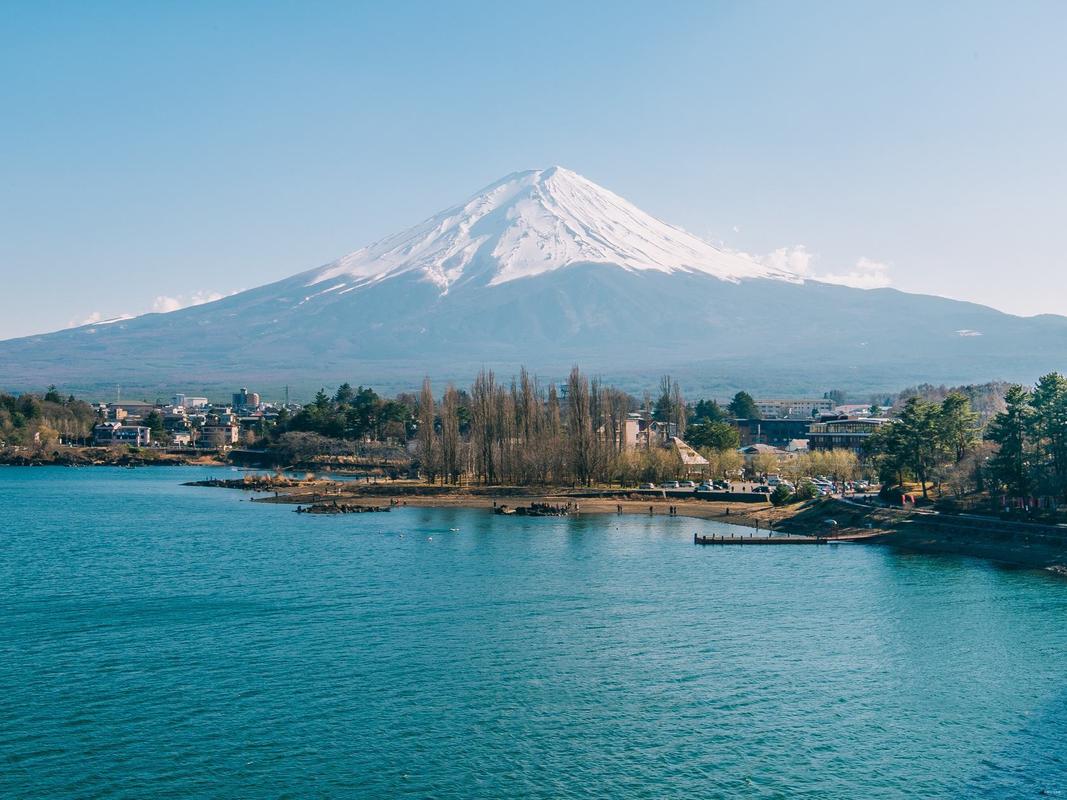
top-left (308, 166), bottom-right (796, 291)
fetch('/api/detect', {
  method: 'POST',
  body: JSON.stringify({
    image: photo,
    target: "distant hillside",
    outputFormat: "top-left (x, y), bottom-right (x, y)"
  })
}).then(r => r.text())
top-left (2, 168), bottom-right (1065, 400)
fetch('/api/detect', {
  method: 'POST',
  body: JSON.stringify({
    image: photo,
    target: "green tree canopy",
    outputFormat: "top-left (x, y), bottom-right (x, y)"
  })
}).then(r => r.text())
top-left (690, 399), bottom-right (726, 423)
top-left (686, 420), bottom-right (740, 452)
top-left (728, 391), bottom-right (759, 420)
top-left (986, 385), bottom-right (1034, 498)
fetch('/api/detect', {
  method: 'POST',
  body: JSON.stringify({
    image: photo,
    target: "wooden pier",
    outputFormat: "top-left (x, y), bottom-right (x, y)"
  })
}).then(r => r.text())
top-left (694, 533), bottom-right (830, 545)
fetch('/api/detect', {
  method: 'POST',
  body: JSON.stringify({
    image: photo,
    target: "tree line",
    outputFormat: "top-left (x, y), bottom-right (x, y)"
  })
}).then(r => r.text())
top-left (864, 393), bottom-right (980, 499)
top-left (0, 387), bottom-right (100, 446)
top-left (276, 368), bottom-right (779, 486)
top-left (864, 373), bottom-right (1067, 504)
top-left (984, 373), bottom-right (1067, 501)
top-left (417, 367), bottom-right (639, 486)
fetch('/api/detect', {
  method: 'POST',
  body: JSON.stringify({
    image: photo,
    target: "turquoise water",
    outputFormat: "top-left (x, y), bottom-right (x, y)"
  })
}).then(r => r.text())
top-left (1, 467), bottom-right (1066, 798)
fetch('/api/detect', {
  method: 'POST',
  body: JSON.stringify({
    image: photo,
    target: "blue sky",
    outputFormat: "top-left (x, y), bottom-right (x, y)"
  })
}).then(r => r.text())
top-left (2, 1), bottom-right (1065, 339)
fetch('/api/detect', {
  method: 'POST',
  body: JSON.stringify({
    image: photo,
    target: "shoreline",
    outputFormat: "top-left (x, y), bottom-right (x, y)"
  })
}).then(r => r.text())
top-left (191, 477), bottom-right (1067, 575)
top-left (0, 447), bottom-right (225, 468)
top-left (202, 476), bottom-right (875, 537)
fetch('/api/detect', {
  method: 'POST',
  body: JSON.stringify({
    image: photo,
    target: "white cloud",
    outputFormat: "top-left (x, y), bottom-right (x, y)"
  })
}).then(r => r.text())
top-left (152, 290), bottom-right (226, 314)
top-left (760, 245), bottom-right (816, 277)
top-left (69, 288), bottom-right (233, 329)
top-left (739, 244), bottom-right (892, 289)
top-left (816, 257), bottom-right (892, 289)
top-left (69, 311), bottom-right (134, 328)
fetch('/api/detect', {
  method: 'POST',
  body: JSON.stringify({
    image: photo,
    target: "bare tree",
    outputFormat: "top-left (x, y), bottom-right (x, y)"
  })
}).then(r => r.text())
top-left (417, 378), bottom-right (438, 483)
top-left (440, 385), bottom-right (461, 484)
top-left (566, 367), bottom-right (594, 485)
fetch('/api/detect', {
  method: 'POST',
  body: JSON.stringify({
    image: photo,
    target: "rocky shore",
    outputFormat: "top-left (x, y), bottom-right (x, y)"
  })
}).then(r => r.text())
top-left (1, 446), bottom-right (224, 467)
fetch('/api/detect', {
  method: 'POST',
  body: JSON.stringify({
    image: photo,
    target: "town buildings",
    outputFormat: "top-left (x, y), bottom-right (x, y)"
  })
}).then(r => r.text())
top-left (735, 418), bottom-right (813, 448)
top-left (807, 417), bottom-right (890, 454)
top-left (92, 421), bottom-right (151, 446)
top-left (232, 387), bottom-right (261, 412)
top-left (86, 387), bottom-right (273, 449)
top-left (622, 412), bottom-right (679, 450)
top-left (172, 394), bottom-right (209, 409)
top-left (754, 398), bottom-right (835, 419)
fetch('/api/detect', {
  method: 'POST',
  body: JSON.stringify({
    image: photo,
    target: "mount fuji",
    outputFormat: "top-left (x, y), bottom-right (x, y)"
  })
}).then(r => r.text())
top-left (2, 167), bottom-right (1066, 398)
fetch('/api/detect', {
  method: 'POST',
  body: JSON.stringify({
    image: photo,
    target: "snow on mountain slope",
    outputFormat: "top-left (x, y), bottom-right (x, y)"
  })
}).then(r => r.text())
top-left (307, 166), bottom-right (796, 293)
top-left (5, 165), bottom-right (1067, 395)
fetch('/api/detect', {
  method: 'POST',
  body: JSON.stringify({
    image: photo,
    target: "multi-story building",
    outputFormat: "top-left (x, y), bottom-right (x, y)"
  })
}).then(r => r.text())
top-left (201, 424), bottom-right (240, 446)
top-left (93, 422), bottom-right (152, 447)
top-left (807, 417), bottom-right (890, 454)
top-left (232, 388), bottom-right (261, 410)
top-left (173, 394), bottom-right (210, 409)
top-left (735, 418), bottom-right (813, 448)
top-left (754, 398), bottom-right (836, 419)
top-left (621, 412), bottom-right (678, 450)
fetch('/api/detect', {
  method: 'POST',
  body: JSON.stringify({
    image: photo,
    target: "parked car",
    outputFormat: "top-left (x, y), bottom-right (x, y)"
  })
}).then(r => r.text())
top-left (679, 480), bottom-right (697, 489)
top-left (639, 482), bottom-right (656, 490)
top-left (696, 483), bottom-right (715, 492)
top-left (661, 481), bottom-right (681, 489)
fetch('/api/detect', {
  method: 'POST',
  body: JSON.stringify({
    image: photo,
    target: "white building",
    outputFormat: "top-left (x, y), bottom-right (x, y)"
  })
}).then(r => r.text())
top-left (754, 398), bottom-right (835, 419)
top-left (173, 394), bottom-right (210, 409)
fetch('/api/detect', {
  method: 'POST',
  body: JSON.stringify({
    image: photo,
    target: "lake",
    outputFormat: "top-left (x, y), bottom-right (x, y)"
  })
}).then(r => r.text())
top-left (1, 466), bottom-right (1065, 798)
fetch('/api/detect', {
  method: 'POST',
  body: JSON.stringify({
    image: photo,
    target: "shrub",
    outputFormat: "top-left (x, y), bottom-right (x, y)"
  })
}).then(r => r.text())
top-left (770, 485), bottom-right (793, 506)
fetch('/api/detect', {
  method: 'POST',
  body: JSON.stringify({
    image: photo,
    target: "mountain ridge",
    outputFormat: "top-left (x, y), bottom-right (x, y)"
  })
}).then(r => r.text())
top-left (2, 167), bottom-right (1066, 398)
top-left (299, 166), bottom-right (795, 295)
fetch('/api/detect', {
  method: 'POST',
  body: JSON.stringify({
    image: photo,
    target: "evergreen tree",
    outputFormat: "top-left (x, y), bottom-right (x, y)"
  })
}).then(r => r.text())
top-left (1028, 372), bottom-right (1067, 498)
top-left (333, 383), bottom-right (355, 405)
top-left (142, 410), bottom-right (166, 442)
top-left (687, 420), bottom-right (740, 452)
top-left (986, 385), bottom-right (1034, 498)
top-left (939, 392), bottom-right (979, 463)
top-left (728, 391), bottom-right (760, 420)
top-left (691, 399), bottom-right (726, 423)
top-left (895, 397), bottom-right (943, 499)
